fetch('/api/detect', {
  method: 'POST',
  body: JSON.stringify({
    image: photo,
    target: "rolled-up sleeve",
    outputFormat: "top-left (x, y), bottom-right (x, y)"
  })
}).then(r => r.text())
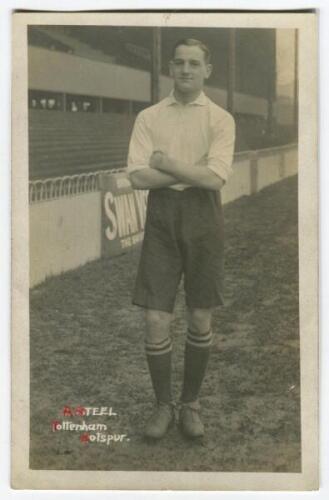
top-left (206, 112), bottom-right (236, 183)
top-left (127, 113), bottom-right (153, 176)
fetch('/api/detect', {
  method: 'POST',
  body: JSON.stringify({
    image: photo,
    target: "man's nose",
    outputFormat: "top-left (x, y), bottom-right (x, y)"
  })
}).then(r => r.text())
top-left (182, 62), bottom-right (191, 73)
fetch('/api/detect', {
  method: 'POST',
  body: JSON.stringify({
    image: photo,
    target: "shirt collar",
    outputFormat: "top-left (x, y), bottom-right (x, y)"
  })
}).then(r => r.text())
top-left (166, 90), bottom-right (207, 106)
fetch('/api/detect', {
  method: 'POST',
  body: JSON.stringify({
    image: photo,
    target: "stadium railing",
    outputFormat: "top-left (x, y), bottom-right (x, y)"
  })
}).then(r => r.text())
top-left (29, 168), bottom-right (125, 203)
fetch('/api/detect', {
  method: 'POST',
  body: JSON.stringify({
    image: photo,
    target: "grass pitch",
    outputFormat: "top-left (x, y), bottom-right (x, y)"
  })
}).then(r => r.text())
top-left (30, 175), bottom-right (300, 472)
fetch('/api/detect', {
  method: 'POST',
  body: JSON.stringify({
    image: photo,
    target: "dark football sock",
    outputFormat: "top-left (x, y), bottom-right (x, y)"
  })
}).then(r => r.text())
top-left (181, 329), bottom-right (213, 404)
top-left (145, 337), bottom-right (172, 404)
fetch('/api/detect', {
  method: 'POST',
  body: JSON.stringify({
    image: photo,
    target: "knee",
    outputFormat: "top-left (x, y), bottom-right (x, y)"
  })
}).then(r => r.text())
top-left (188, 308), bottom-right (212, 335)
top-left (145, 309), bottom-right (172, 343)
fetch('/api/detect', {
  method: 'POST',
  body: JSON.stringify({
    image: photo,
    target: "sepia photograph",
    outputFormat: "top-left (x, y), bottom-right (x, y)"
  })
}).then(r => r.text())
top-left (11, 11), bottom-right (318, 491)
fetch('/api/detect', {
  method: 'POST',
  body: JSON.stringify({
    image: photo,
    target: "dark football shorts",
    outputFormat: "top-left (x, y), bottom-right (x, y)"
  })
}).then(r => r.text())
top-left (132, 187), bottom-right (225, 313)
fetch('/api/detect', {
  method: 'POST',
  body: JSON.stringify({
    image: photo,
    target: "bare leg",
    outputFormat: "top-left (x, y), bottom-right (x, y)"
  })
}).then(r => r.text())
top-left (187, 308), bottom-right (213, 335)
top-left (145, 309), bottom-right (172, 344)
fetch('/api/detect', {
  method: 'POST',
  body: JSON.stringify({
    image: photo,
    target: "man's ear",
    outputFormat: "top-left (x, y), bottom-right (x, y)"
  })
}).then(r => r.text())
top-left (205, 63), bottom-right (213, 80)
top-left (169, 61), bottom-right (174, 78)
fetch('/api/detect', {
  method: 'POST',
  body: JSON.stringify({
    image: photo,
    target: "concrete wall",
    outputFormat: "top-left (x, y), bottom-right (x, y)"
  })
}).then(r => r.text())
top-left (29, 47), bottom-right (151, 101)
top-left (221, 158), bottom-right (251, 205)
top-left (284, 148), bottom-right (298, 177)
top-left (29, 46), bottom-right (267, 115)
top-left (257, 153), bottom-right (283, 191)
top-left (257, 147), bottom-right (298, 191)
top-left (30, 144), bottom-right (297, 288)
top-left (30, 192), bottom-right (101, 286)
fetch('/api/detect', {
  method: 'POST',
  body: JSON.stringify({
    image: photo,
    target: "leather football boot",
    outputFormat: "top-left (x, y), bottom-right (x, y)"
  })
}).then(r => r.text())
top-left (179, 400), bottom-right (205, 438)
top-left (144, 402), bottom-right (175, 439)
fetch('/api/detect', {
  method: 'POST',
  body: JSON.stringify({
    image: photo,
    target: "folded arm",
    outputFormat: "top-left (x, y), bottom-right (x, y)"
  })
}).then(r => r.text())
top-left (150, 152), bottom-right (224, 191)
top-left (129, 168), bottom-right (179, 190)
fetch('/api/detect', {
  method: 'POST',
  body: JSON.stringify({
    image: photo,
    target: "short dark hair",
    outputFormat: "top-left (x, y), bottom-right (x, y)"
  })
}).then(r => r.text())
top-left (172, 38), bottom-right (211, 63)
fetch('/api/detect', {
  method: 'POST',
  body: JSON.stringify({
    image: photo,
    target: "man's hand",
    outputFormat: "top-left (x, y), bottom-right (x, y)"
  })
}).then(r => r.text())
top-left (149, 151), bottom-right (165, 169)
top-left (150, 151), bottom-right (175, 173)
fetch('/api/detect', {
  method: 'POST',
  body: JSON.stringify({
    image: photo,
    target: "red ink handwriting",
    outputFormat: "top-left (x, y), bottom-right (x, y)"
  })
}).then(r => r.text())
top-left (52, 420), bottom-right (61, 432)
top-left (80, 433), bottom-right (90, 443)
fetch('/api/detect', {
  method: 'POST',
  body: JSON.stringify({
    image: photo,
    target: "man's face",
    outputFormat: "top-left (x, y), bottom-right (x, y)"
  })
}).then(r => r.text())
top-left (169, 44), bottom-right (212, 95)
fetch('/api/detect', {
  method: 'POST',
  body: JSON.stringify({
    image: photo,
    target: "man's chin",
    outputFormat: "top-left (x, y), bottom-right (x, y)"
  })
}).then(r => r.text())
top-left (176, 84), bottom-right (198, 93)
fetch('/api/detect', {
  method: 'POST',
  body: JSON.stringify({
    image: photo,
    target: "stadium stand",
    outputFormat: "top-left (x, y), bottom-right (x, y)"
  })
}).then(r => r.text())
top-left (28, 26), bottom-right (116, 65)
top-left (28, 27), bottom-right (297, 180)
top-left (29, 107), bottom-right (290, 179)
top-left (29, 110), bottom-right (134, 179)
top-left (27, 27), bottom-right (73, 54)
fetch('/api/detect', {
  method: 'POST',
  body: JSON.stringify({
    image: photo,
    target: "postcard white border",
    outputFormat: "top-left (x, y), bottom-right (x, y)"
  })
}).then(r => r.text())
top-left (11, 11), bottom-right (318, 491)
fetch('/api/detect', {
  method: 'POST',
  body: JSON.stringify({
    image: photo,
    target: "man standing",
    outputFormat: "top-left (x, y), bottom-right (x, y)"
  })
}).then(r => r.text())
top-left (127, 38), bottom-right (235, 439)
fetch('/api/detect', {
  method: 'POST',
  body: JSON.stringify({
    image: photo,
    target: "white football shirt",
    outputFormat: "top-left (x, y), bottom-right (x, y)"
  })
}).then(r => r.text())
top-left (127, 90), bottom-right (235, 191)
